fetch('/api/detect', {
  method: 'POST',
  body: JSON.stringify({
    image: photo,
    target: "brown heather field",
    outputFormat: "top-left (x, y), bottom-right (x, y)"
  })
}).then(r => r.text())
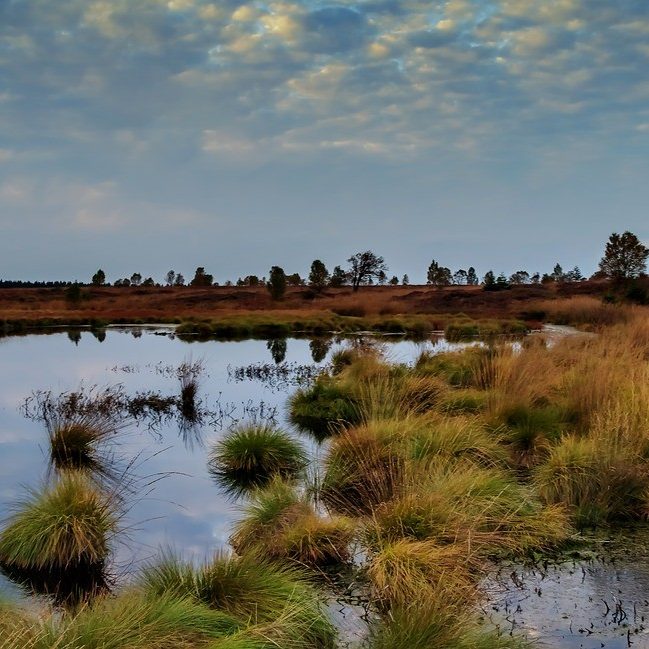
top-left (0, 280), bottom-right (612, 329)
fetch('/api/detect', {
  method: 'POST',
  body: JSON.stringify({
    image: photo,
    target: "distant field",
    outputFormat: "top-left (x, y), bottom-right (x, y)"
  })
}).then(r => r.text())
top-left (0, 280), bottom-right (622, 333)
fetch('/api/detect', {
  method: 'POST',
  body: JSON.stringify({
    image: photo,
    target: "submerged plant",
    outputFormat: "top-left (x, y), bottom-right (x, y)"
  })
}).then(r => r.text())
top-left (208, 425), bottom-right (307, 496)
top-left (0, 471), bottom-right (117, 604)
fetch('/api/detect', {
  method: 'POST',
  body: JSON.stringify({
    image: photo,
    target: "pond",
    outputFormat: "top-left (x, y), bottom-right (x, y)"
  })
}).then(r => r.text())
top-left (0, 327), bottom-right (463, 592)
top-left (2, 325), bottom-right (649, 649)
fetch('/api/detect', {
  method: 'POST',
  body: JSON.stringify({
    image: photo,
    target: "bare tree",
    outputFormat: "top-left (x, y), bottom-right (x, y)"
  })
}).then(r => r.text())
top-left (347, 251), bottom-right (388, 292)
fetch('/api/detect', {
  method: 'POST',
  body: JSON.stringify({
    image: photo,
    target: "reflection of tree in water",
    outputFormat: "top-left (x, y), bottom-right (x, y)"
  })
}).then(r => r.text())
top-left (67, 330), bottom-right (82, 346)
top-left (267, 338), bottom-right (287, 364)
top-left (131, 329), bottom-right (142, 339)
top-left (91, 329), bottom-right (106, 343)
top-left (309, 337), bottom-right (332, 363)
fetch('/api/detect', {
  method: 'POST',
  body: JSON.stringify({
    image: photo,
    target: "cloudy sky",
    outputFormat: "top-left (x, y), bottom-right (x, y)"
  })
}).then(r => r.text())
top-left (1, 0), bottom-right (648, 282)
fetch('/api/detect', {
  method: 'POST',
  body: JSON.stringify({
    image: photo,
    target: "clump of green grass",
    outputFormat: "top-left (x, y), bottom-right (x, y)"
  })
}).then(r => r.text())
top-left (367, 460), bottom-right (570, 554)
top-left (230, 479), bottom-right (354, 566)
top-left (497, 402), bottom-right (568, 462)
top-left (47, 413), bottom-right (120, 477)
top-left (208, 425), bottom-right (307, 496)
top-left (288, 378), bottom-right (360, 441)
top-left (0, 471), bottom-right (116, 603)
top-left (1, 590), bottom-right (242, 649)
top-left (370, 601), bottom-right (530, 649)
top-left (534, 435), bottom-right (647, 527)
top-left (319, 424), bottom-right (403, 516)
top-left (400, 415), bottom-right (504, 466)
top-left (141, 550), bottom-right (336, 648)
top-left (439, 388), bottom-right (489, 414)
top-left (414, 348), bottom-right (487, 387)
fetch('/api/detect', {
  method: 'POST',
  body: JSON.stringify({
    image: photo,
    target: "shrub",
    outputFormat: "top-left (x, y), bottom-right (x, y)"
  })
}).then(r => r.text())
top-left (208, 425), bottom-right (307, 496)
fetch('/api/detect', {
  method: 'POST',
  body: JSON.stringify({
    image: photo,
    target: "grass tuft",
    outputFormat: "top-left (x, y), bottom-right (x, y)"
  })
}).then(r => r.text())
top-left (208, 425), bottom-right (307, 496)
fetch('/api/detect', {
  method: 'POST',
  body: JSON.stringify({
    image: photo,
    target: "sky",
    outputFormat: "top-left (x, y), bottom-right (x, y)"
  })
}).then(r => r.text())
top-left (1, 0), bottom-right (648, 283)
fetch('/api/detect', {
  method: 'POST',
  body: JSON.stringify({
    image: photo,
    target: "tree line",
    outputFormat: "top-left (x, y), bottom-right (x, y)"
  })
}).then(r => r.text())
top-left (4, 231), bottom-right (647, 297)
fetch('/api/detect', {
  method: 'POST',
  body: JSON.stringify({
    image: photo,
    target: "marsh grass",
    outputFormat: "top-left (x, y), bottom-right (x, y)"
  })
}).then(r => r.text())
top-left (0, 591), bottom-right (243, 649)
top-left (319, 424), bottom-right (403, 516)
top-left (230, 479), bottom-right (354, 566)
top-left (534, 436), bottom-right (647, 527)
top-left (366, 460), bottom-right (570, 554)
top-left (288, 379), bottom-right (361, 440)
top-left (46, 413), bottom-right (122, 482)
top-left (208, 425), bottom-right (307, 496)
top-left (141, 550), bottom-right (336, 647)
top-left (0, 471), bottom-right (117, 604)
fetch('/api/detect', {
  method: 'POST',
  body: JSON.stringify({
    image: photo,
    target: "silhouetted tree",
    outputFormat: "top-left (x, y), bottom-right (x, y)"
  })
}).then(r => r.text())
top-left (551, 263), bottom-right (565, 282)
top-left (466, 267), bottom-right (479, 286)
top-left (174, 273), bottom-right (185, 286)
top-left (91, 269), bottom-right (105, 286)
top-left (599, 231), bottom-right (649, 281)
top-left (329, 265), bottom-right (347, 288)
top-left (190, 267), bottom-right (213, 286)
top-left (267, 266), bottom-right (287, 300)
top-left (165, 270), bottom-right (176, 286)
top-left (389, 275), bottom-right (399, 285)
top-left (483, 270), bottom-right (496, 290)
top-left (347, 251), bottom-right (388, 291)
top-left (286, 273), bottom-right (303, 287)
top-left (377, 270), bottom-right (387, 285)
top-left (308, 260), bottom-right (329, 293)
top-left (509, 270), bottom-right (530, 285)
top-left (453, 269), bottom-right (468, 285)
top-left (402, 274), bottom-right (409, 286)
top-left (427, 260), bottom-right (452, 287)
top-left (130, 272), bottom-right (142, 287)
top-left (565, 266), bottom-right (583, 282)
top-left (142, 277), bottom-right (155, 287)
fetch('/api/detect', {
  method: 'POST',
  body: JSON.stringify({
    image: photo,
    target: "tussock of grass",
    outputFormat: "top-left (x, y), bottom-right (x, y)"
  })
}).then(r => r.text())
top-left (367, 461), bottom-right (570, 553)
top-left (0, 471), bottom-right (116, 603)
top-left (208, 425), bottom-right (307, 496)
top-left (367, 539), bottom-right (477, 611)
top-left (414, 348), bottom-right (488, 387)
top-left (439, 388), bottom-right (489, 414)
top-left (534, 435), bottom-right (647, 527)
top-left (47, 413), bottom-right (120, 477)
top-left (141, 551), bottom-right (336, 647)
top-left (0, 591), bottom-right (242, 649)
top-left (319, 424), bottom-right (403, 516)
top-left (288, 379), bottom-right (360, 440)
top-left (230, 479), bottom-right (354, 566)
